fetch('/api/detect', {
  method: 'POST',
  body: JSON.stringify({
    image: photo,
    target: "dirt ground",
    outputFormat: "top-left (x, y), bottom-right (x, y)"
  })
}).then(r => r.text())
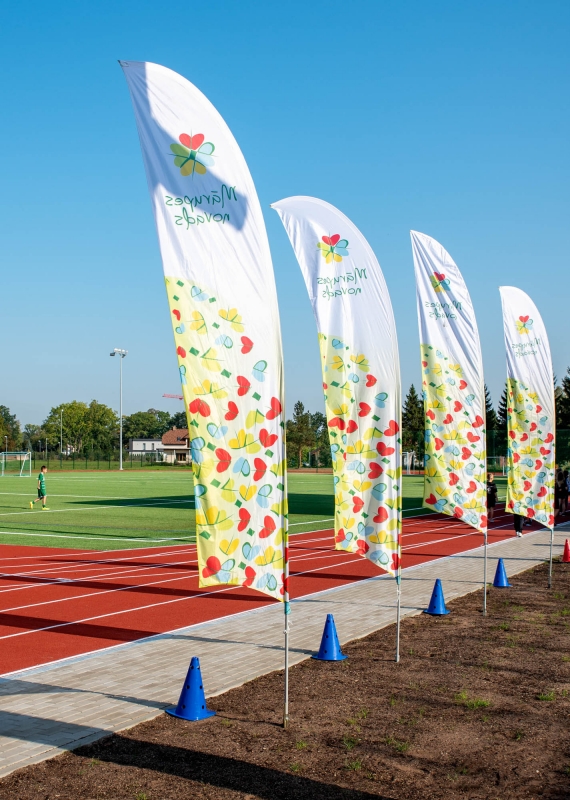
top-left (2, 559), bottom-right (570, 800)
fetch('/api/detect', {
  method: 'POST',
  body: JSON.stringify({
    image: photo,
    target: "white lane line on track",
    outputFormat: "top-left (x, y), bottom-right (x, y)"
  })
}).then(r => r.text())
top-left (0, 552), bottom-right (365, 641)
top-left (0, 497), bottom-right (194, 519)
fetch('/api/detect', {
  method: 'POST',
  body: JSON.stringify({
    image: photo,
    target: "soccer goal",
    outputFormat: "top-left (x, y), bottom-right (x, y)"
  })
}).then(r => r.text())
top-left (0, 452), bottom-right (32, 477)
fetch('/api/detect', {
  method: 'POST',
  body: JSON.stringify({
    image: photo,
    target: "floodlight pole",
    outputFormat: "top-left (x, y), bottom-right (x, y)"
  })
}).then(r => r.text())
top-left (110, 349), bottom-right (128, 470)
top-left (60, 409), bottom-right (63, 456)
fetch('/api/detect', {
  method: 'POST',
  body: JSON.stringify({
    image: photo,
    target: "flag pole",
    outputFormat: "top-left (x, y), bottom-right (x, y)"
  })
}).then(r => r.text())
top-left (283, 534), bottom-right (290, 728)
top-left (482, 529), bottom-right (488, 616)
top-left (548, 525), bottom-right (554, 589)
top-left (395, 566), bottom-right (402, 662)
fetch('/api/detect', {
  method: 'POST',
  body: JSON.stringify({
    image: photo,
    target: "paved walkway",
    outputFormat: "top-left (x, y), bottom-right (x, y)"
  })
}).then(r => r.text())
top-left (0, 524), bottom-right (568, 778)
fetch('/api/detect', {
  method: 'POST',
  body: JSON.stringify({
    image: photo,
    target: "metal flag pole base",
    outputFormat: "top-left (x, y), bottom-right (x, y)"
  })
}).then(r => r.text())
top-left (482, 531), bottom-right (488, 616)
top-left (283, 600), bottom-right (290, 729)
top-left (548, 527), bottom-right (554, 589)
top-left (395, 570), bottom-right (401, 663)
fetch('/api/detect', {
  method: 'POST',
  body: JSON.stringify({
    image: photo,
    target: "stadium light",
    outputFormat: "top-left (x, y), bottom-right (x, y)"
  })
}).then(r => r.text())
top-left (110, 348), bottom-right (128, 470)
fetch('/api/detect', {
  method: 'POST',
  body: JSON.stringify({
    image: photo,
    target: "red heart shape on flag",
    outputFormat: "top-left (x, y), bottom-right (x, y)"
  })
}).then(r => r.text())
top-left (535, 459), bottom-right (542, 469)
top-left (172, 309), bottom-right (181, 321)
top-left (519, 315), bottom-right (529, 323)
top-left (179, 132), bottom-right (205, 150)
top-left (520, 433), bottom-right (528, 442)
top-left (467, 432), bottom-right (480, 442)
top-left (422, 361), bottom-right (428, 367)
top-left (225, 401), bottom-right (239, 421)
top-left (373, 506), bottom-right (388, 523)
top-left (346, 420), bottom-right (358, 434)
top-left (530, 422), bottom-right (537, 432)
top-left (177, 346), bottom-right (186, 358)
top-left (202, 555), bottom-right (221, 579)
top-left (391, 552), bottom-right (400, 572)
top-left (523, 480), bottom-right (532, 491)
top-left (527, 508), bottom-right (535, 518)
top-left (366, 374), bottom-right (377, 387)
top-left (537, 486), bottom-right (547, 497)
top-left (509, 430), bottom-right (516, 439)
top-left (513, 453), bottom-right (520, 463)
top-left (358, 402), bottom-right (371, 417)
top-left (461, 447), bottom-right (472, 461)
top-left (508, 500), bottom-right (514, 509)
top-left (368, 462), bottom-right (383, 479)
top-left (259, 429), bottom-right (278, 448)
top-left (459, 380), bottom-right (467, 390)
top-left (449, 473), bottom-right (459, 486)
top-left (322, 235), bottom-right (332, 245)
top-left (259, 516), bottom-right (276, 538)
top-left (353, 497), bottom-right (364, 513)
top-left (243, 565), bottom-right (256, 588)
top-left (443, 414), bottom-right (453, 424)
top-left (435, 438), bottom-right (444, 451)
top-left (426, 494), bottom-right (437, 506)
top-left (189, 398), bottom-right (211, 417)
top-left (328, 417), bottom-right (346, 431)
top-left (548, 514), bottom-right (555, 527)
top-left (426, 409), bottom-right (436, 420)
top-left (335, 528), bottom-right (346, 543)
top-left (330, 234), bottom-right (340, 245)
top-left (265, 397), bottom-right (282, 420)
top-left (384, 420), bottom-right (399, 436)
top-left (540, 447), bottom-right (551, 456)
top-left (480, 514), bottom-right (487, 528)
top-left (357, 540), bottom-right (370, 556)
top-left (377, 442), bottom-right (395, 457)
top-left (253, 458), bottom-right (267, 481)
top-left (237, 376), bottom-right (251, 396)
top-left (215, 448), bottom-right (231, 473)
top-left (536, 405), bottom-right (542, 413)
top-left (434, 272), bottom-right (446, 282)
top-left (454, 401), bottom-right (463, 412)
top-left (466, 481), bottom-right (476, 493)
top-left (454, 507), bottom-right (464, 518)
top-left (241, 336), bottom-right (254, 354)
top-left (237, 507), bottom-right (251, 532)
top-left (473, 415), bottom-right (484, 428)
top-left (545, 432), bottom-right (554, 443)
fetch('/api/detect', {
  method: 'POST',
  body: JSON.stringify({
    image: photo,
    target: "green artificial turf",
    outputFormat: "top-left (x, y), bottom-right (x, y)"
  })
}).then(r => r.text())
top-left (0, 471), bottom-right (507, 551)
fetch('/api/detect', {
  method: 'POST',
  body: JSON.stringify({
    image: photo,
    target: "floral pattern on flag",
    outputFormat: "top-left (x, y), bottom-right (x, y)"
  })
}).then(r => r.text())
top-left (167, 276), bottom-right (287, 600)
top-left (421, 343), bottom-right (487, 531)
top-left (506, 378), bottom-right (555, 527)
top-left (319, 333), bottom-right (401, 574)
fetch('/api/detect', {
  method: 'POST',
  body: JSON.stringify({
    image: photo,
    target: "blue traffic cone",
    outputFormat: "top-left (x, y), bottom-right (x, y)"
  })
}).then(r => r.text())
top-left (423, 578), bottom-right (450, 615)
top-left (166, 657), bottom-right (215, 721)
top-left (493, 558), bottom-right (512, 588)
top-left (312, 613), bottom-right (347, 661)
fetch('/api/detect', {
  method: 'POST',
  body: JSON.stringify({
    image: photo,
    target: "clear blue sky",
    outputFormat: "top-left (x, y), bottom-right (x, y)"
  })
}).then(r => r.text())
top-left (1, 0), bottom-right (568, 428)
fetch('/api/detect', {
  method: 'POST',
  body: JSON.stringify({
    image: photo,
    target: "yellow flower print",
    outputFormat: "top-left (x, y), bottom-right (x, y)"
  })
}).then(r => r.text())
top-left (219, 308), bottom-right (244, 332)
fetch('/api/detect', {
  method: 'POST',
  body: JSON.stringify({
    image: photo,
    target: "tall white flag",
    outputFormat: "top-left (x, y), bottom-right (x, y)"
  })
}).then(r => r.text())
top-left (499, 287), bottom-right (555, 527)
top-left (273, 196), bottom-right (401, 574)
top-left (121, 61), bottom-right (287, 600)
top-left (411, 231), bottom-right (487, 532)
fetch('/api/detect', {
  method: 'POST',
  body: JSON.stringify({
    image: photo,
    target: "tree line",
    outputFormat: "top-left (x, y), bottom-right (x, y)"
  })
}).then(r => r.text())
top-left (4, 369), bottom-right (570, 458)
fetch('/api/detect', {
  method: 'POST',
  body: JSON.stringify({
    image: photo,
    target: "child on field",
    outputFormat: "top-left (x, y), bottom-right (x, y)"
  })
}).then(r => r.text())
top-left (29, 466), bottom-right (49, 510)
top-left (486, 473), bottom-right (498, 522)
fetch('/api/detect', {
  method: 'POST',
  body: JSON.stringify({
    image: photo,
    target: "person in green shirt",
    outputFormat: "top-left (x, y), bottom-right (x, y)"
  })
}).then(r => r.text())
top-left (30, 466), bottom-right (49, 510)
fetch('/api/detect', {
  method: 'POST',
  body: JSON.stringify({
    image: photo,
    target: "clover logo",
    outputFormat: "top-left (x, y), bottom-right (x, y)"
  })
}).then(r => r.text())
top-left (317, 234), bottom-right (349, 264)
top-left (170, 133), bottom-right (215, 176)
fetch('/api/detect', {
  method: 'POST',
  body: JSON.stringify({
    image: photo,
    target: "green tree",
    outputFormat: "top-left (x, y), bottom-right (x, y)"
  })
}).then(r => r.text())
top-left (497, 384), bottom-right (509, 429)
top-left (123, 409), bottom-right (173, 440)
top-left (43, 401), bottom-right (118, 453)
top-left (401, 384), bottom-right (424, 456)
top-left (22, 424), bottom-right (45, 452)
top-left (310, 410), bottom-right (329, 467)
top-left (169, 410), bottom-right (188, 429)
top-left (0, 406), bottom-right (21, 450)
top-left (286, 401), bottom-right (315, 469)
top-left (484, 385), bottom-right (498, 430)
top-left (557, 368), bottom-right (570, 428)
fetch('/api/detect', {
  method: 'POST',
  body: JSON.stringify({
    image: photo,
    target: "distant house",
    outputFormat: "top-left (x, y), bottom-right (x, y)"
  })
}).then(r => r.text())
top-left (128, 438), bottom-right (164, 455)
top-left (161, 427), bottom-right (191, 463)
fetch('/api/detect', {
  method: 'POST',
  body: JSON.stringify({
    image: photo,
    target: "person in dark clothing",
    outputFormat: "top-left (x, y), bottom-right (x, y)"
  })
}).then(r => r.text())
top-left (487, 473), bottom-right (498, 522)
top-left (555, 471), bottom-right (566, 521)
top-left (513, 513), bottom-right (524, 537)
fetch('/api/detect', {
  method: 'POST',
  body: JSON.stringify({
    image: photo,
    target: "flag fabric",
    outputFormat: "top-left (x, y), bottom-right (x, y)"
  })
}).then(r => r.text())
top-left (273, 196), bottom-right (401, 574)
top-left (411, 231), bottom-right (487, 532)
top-left (121, 61), bottom-right (287, 600)
top-left (499, 287), bottom-right (555, 527)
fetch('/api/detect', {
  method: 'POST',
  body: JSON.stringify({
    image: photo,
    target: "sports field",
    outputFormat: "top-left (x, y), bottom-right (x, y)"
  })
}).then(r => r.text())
top-left (0, 471), bottom-right (507, 551)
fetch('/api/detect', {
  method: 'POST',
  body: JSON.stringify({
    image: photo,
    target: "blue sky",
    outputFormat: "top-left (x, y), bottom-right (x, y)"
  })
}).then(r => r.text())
top-left (1, 0), bottom-right (569, 427)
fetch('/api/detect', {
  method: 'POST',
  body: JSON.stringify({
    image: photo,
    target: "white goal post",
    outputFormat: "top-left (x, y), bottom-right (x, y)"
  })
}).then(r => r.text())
top-left (0, 452), bottom-right (32, 477)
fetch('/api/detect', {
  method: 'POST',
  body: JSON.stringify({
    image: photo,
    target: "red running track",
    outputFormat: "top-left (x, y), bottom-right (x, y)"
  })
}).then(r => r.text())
top-left (0, 504), bottom-right (538, 674)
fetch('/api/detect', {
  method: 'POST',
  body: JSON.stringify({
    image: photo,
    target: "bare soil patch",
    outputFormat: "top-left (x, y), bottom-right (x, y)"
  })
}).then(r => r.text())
top-left (2, 559), bottom-right (570, 799)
